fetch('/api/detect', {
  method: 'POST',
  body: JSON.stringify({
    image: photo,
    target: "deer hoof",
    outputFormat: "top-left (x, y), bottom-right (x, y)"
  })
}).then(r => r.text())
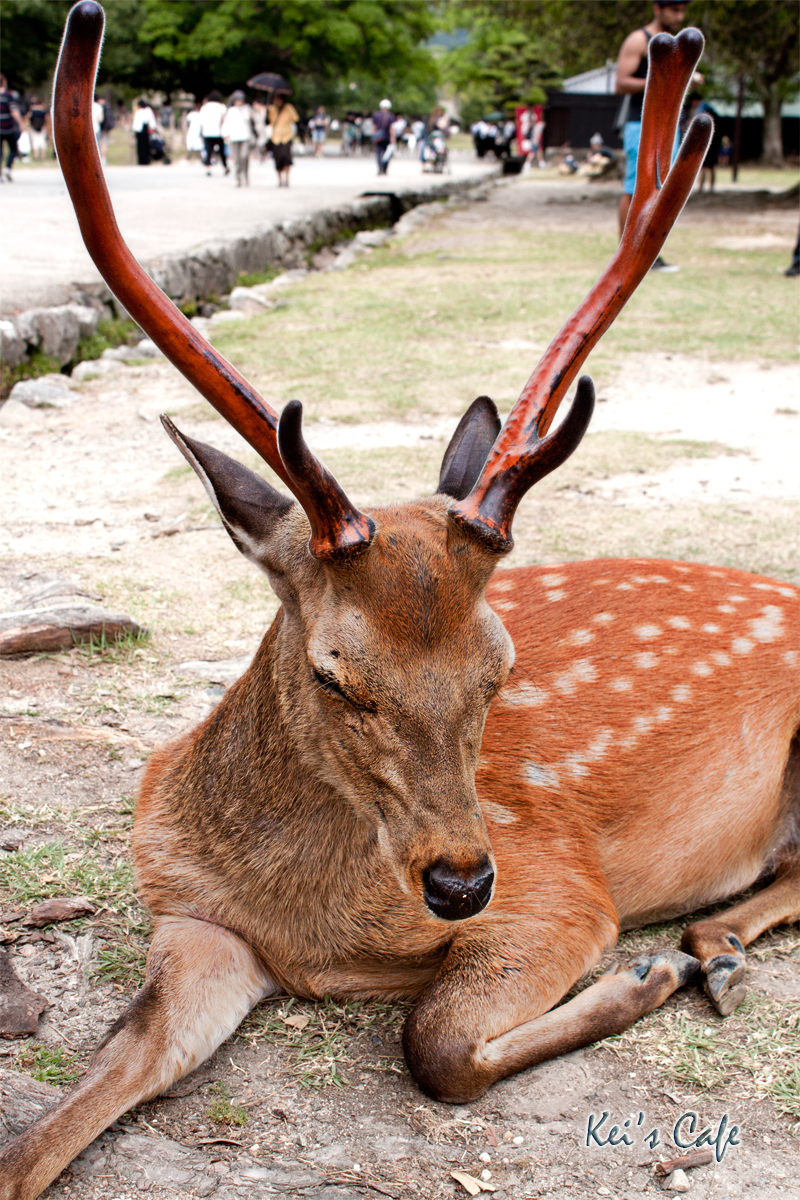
top-left (703, 954), bottom-right (746, 1016)
top-left (614, 949), bottom-right (701, 987)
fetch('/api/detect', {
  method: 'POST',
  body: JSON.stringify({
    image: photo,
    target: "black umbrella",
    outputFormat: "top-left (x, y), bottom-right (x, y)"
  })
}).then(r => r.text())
top-left (247, 72), bottom-right (292, 95)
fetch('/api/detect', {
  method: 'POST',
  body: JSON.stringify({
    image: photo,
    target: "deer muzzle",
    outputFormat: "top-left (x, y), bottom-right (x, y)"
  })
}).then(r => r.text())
top-left (422, 856), bottom-right (495, 921)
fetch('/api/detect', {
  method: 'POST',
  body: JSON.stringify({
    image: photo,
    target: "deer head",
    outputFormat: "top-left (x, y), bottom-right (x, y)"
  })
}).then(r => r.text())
top-left (53, 1), bottom-right (712, 921)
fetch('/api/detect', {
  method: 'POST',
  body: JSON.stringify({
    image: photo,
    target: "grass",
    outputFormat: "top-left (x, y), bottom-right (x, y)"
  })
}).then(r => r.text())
top-left (239, 997), bottom-right (406, 1089)
top-left (209, 215), bottom-right (796, 437)
top-left (207, 1081), bottom-right (249, 1126)
top-left (15, 1041), bottom-right (82, 1087)
top-left (607, 994), bottom-right (800, 1125)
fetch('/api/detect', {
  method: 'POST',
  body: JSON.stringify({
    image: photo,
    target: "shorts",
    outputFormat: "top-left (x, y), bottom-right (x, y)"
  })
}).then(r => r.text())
top-left (312, 127), bottom-right (325, 143)
top-left (623, 120), bottom-right (680, 195)
top-left (30, 129), bottom-right (47, 152)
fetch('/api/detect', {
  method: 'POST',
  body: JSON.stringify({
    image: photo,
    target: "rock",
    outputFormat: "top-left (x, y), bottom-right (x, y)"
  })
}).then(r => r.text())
top-left (9, 374), bottom-right (74, 409)
top-left (0, 603), bottom-right (146, 657)
top-left (13, 304), bottom-right (99, 365)
top-left (0, 320), bottom-right (26, 367)
top-left (22, 897), bottom-right (96, 928)
top-left (665, 1167), bottom-right (691, 1192)
top-left (354, 228), bottom-right (391, 248)
top-left (177, 655), bottom-right (254, 685)
top-left (134, 338), bottom-right (164, 358)
top-left (0, 1069), bottom-right (61, 1140)
top-left (0, 399), bottom-right (45, 429)
top-left (71, 357), bottom-right (117, 380)
top-left (227, 287), bottom-right (275, 314)
top-left (0, 950), bottom-right (48, 1038)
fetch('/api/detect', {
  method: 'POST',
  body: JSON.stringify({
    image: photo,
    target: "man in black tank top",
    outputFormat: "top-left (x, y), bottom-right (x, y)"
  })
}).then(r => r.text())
top-left (615, 3), bottom-right (703, 267)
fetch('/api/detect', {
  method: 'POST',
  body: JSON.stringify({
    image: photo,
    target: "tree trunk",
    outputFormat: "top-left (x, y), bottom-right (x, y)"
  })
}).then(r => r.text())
top-left (760, 87), bottom-right (784, 167)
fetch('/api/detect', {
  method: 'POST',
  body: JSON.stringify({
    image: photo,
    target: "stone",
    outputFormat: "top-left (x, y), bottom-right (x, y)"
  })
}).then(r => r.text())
top-left (177, 655), bottom-right (254, 685)
top-left (227, 287), bottom-right (274, 314)
top-left (0, 399), bottom-right (45, 429)
top-left (0, 1068), bottom-right (61, 1139)
top-left (72, 356), bottom-right (118, 380)
top-left (0, 320), bottom-right (26, 366)
top-left (9, 374), bottom-right (74, 408)
top-left (22, 896), bottom-right (96, 928)
top-left (353, 228), bottom-right (391, 248)
top-left (665, 1168), bottom-right (691, 1192)
top-left (0, 950), bottom-right (48, 1037)
top-left (0, 603), bottom-right (146, 657)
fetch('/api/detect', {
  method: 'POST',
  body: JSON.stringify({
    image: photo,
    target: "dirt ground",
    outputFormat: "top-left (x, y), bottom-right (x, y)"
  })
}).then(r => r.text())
top-left (1, 181), bottom-right (799, 1200)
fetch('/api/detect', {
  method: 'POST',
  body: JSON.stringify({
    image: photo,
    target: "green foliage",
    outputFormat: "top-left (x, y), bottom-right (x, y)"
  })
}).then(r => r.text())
top-left (207, 1081), bottom-right (249, 1126)
top-left (75, 317), bottom-right (140, 364)
top-left (0, 349), bottom-right (62, 400)
top-left (443, 18), bottom-right (561, 125)
top-left (16, 1041), bottom-right (82, 1086)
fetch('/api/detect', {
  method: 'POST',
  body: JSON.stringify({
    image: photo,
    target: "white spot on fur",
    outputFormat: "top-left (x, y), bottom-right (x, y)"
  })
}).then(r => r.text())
top-left (712, 651), bottom-right (731, 666)
top-left (492, 576), bottom-right (515, 593)
top-left (733, 637), bottom-right (754, 655)
top-left (553, 659), bottom-right (597, 694)
top-left (499, 681), bottom-right (548, 707)
top-left (678, 585), bottom-right (694, 593)
top-left (616, 582), bottom-right (634, 591)
top-left (611, 677), bottom-right (633, 691)
top-left (748, 605), bottom-right (784, 643)
top-left (672, 684), bottom-right (691, 702)
top-left (702, 623), bottom-right (721, 634)
top-left (675, 566), bottom-right (691, 574)
top-left (667, 616), bottom-right (691, 630)
top-left (727, 594), bottom-right (747, 604)
top-left (635, 624), bottom-right (662, 640)
top-left (634, 652), bottom-right (658, 669)
top-left (525, 762), bottom-right (560, 789)
top-left (692, 661), bottom-right (713, 677)
top-left (752, 582), bottom-right (796, 599)
top-left (547, 590), bottom-right (566, 602)
top-left (593, 612), bottom-right (614, 625)
top-left (718, 604), bottom-right (736, 614)
top-left (569, 629), bottom-right (594, 646)
top-left (492, 599), bottom-right (517, 614)
top-left (655, 706), bottom-right (673, 723)
top-left (633, 574), bottom-right (669, 584)
top-left (633, 715), bottom-right (654, 736)
top-left (541, 573), bottom-right (565, 588)
top-left (784, 650), bottom-right (799, 667)
top-left (481, 801), bottom-right (519, 826)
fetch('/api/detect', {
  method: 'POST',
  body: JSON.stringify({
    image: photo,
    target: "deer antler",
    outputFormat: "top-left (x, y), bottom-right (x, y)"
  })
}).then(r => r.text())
top-left (450, 29), bottom-right (713, 552)
top-left (53, 0), bottom-right (372, 561)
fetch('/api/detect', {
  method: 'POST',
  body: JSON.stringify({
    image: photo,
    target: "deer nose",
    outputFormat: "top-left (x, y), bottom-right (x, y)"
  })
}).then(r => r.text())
top-left (422, 857), bottom-right (494, 921)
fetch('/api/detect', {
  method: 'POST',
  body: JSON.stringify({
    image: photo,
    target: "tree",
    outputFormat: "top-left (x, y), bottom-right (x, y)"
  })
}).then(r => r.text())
top-left (693, 0), bottom-right (799, 166)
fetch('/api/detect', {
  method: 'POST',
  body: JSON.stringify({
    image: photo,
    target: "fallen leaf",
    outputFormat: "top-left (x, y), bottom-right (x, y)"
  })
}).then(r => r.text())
top-left (283, 1013), bottom-right (310, 1031)
top-left (450, 1169), bottom-right (495, 1195)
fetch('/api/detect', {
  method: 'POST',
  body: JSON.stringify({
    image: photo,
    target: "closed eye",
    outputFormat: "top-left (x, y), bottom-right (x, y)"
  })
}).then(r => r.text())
top-left (313, 669), bottom-right (350, 702)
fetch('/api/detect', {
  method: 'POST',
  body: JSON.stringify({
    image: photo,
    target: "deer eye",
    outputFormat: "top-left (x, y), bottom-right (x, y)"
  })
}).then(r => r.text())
top-left (313, 669), bottom-right (350, 702)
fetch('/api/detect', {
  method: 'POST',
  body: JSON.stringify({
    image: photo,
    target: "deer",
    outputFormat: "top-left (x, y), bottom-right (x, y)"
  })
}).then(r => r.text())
top-left (1, 4), bottom-right (799, 1198)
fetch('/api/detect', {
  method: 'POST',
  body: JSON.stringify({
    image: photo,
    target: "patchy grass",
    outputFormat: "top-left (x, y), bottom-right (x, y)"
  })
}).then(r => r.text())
top-left (14, 1041), bottom-right (82, 1086)
top-left (207, 1080), bottom-right (249, 1126)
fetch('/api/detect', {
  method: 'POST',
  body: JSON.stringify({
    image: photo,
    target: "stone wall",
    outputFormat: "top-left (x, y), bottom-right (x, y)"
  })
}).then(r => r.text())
top-left (1, 174), bottom-right (496, 370)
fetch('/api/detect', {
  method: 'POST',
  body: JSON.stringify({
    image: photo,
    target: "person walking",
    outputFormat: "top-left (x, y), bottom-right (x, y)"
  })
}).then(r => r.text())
top-left (267, 92), bottom-right (298, 187)
top-left (615, 1), bottom-right (701, 269)
top-left (27, 96), bottom-right (49, 161)
top-left (222, 91), bottom-right (253, 186)
top-left (184, 102), bottom-right (204, 160)
top-left (98, 96), bottom-right (114, 164)
top-left (0, 75), bottom-right (21, 181)
top-left (199, 90), bottom-right (229, 175)
top-left (372, 98), bottom-right (395, 176)
top-left (310, 106), bottom-right (329, 156)
top-left (132, 98), bottom-right (156, 165)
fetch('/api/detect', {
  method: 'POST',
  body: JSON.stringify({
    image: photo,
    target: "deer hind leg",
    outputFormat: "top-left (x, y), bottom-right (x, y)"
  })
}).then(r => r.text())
top-left (681, 739), bottom-right (800, 1018)
top-left (403, 903), bottom-right (699, 1105)
top-left (680, 854), bottom-right (800, 1017)
top-left (0, 916), bottom-right (275, 1200)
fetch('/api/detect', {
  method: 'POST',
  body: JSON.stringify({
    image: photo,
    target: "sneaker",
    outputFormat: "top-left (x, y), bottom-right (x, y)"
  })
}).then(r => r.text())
top-left (651, 255), bottom-right (679, 273)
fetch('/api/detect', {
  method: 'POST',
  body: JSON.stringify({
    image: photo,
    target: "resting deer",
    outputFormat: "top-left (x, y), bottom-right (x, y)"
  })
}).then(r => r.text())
top-left (2, 5), bottom-right (799, 1198)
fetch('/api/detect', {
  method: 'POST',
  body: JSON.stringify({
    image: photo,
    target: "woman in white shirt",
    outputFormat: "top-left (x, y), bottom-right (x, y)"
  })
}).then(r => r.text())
top-left (132, 98), bottom-right (156, 165)
top-left (221, 91), bottom-right (253, 186)
top-left (199, 90), bottom-right (229, 175)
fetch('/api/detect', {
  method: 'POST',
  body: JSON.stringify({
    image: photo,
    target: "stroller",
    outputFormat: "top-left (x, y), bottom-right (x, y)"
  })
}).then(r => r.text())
top-left (422, 128), bottom-right (448, 174)
top-left (149, 130), bottom-right (171, 164)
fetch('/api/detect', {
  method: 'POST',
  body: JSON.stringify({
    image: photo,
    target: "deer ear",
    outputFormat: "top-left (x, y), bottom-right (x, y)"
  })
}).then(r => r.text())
top-left (437, 397), bottom-right (501, 501)
top-left (161, 416), bottom-right (294, 566)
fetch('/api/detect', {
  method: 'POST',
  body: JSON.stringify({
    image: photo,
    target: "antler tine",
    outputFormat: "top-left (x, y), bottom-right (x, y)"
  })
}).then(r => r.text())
top-left (450, 28), bottom-right (713, 554)
top-left (278, 401), bottom-right (375, 560)
top-left (54, 1), bottom-right (373, 560)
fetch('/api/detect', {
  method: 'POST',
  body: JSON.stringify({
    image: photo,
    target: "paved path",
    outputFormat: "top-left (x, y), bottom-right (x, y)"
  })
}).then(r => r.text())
top-left (0, 152), bottom-right (497, 316)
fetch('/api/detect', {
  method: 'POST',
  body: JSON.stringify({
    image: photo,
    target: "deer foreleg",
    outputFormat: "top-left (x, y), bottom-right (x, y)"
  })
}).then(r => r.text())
top-left (681, 854), bottom-right (800, 1017)
top-left (0, 916), bottom-right (275, 1200)
top-left (403, 916), bottom-right (698, 1105)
